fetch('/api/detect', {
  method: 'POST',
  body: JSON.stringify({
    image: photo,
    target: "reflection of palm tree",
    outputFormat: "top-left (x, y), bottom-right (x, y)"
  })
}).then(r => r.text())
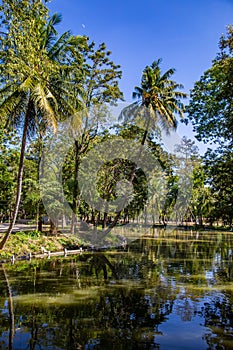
top-left (2, 266), bottom-right (14, 350)
top-left (29, 306), bottom-right (39, 350)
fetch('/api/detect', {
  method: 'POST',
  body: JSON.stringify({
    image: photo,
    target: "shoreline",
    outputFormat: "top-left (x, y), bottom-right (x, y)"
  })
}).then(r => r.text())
top-left (0, 224), bottom-right (232, 263)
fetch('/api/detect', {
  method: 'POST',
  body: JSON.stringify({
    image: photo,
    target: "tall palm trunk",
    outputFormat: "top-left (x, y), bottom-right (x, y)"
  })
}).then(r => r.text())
top-left (71, 140), bottom-right (82, 235)
top-left (0, 101), bottom-right (31, 250)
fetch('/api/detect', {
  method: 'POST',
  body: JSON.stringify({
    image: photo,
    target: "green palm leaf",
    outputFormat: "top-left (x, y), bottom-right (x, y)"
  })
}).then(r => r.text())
top-left (121, 59), bottom-right (187, 136)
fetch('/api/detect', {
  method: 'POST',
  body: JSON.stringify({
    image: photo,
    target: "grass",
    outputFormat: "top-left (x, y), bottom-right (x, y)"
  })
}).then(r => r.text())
top-left (0, 230), bottom-right (85, 260)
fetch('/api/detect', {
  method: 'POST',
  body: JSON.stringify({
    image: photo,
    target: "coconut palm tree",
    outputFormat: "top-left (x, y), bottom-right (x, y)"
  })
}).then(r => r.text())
top-left (0, 1), bottom-right (82, 249)
top-left (104, 59), bottom-right (187, 233)
top-left (121, 58), bottom-right (187, 143)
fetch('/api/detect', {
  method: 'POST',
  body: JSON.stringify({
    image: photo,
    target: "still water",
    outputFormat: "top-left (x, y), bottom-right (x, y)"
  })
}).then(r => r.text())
top-left (0, 229), bottom-right (233, 349)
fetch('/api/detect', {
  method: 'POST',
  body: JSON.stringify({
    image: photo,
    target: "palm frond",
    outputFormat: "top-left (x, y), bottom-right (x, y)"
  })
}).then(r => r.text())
top-left (132, 86), bottom-right (143, 100)
top-left (161, 68), bottom-right (176, 81)
top-left (119, 101), bottom-right (141, 123)
top-left (32, 84), bottom-right (57, 131)
top-left (151, 59), bottom-right (163, 70)
top-left (0, 82), bottom-right (17, 97)
top-left (0, 90), bottom-right (24, 118)
top-left (20, 77), bottom-right (35, 92)
top-left (41, 13), bottom-right (63, 50)
top-left (50, 13), bottom-right (63, 27)
top-left (129, 59), bottom-right (187, 136)
top-left (48, 31), bottom-right (72, 60)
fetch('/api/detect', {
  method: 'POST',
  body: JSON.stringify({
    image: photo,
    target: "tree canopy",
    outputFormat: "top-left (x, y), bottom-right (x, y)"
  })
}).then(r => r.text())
top-left (186, 25), bottom-right (233, 145)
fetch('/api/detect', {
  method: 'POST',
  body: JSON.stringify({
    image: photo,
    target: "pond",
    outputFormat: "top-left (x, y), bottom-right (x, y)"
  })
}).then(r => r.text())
top-left (0, 229), bottom-right (233, 349)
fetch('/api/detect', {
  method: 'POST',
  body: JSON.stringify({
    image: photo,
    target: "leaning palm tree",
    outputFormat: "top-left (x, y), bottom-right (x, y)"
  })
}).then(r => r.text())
top-left (104, 59), bottom-right (187, 234)
top-left (0, 0), bottom-right (81, 249)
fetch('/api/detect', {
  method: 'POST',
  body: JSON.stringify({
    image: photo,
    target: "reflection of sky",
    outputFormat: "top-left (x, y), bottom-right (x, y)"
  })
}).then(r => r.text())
top-left (156, 309), bottom-right (208, 350)
top-left (0, 329), bottom-right (30, 350)
top-left (0, 324), bottom-right (65, 350)
top-left (0, 294), bottom-right (221, 350)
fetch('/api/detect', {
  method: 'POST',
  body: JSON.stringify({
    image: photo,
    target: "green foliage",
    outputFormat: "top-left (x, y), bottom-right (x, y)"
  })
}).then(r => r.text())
top-left (204, 147), bottom-right (233, 226)
top-left (82, 41), bottom-right (123, 106)
top-left (186, 25), bottom-right (233, 227)
top-left (121, 59), bottom-right (187, 133)
top-left (0, 0), bottom-right (81, 130)
top-left (186, 26), bottom-right (233, 145)
top-left (17, 230), bottom-right (42, 238)
top-left (0, 127), bottom-right (19, 220)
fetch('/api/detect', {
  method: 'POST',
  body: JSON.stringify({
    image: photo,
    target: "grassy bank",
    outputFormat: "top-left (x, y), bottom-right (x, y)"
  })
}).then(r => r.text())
top-left (0, 231), bottom-right (85, 260)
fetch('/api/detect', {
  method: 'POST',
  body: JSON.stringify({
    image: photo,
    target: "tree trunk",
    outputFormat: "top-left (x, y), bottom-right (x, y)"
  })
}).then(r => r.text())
top-left (102, 212), bottom-right (108, 229)
top-left (36, 131), bottom-right (45, 233)
top-left (38, 213), bottom-right (43, 233)
top-left (50, 219), bottom-right (58, 235)
top-left (71, 140), bottom-right (80, 235)
top-left (0, 103), bottom-right (31, 250)
top-left (36, 201), bottom-right (43, 233)
top-left (91, 210), bottom-right (96, 226)
top-left (62, 213), bottom-right (67, 228)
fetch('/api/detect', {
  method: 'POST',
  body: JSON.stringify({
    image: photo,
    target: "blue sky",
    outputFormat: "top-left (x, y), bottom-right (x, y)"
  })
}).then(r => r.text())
top-left (47, 0), bottom-right (233, 152)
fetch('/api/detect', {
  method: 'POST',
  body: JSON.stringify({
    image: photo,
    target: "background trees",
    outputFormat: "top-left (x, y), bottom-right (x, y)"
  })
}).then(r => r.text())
top-left (68, 39), bottom-right (123, 234)
top-left (186, 25), bottom-right (233, 228)
top-left (186, 25), bottom-right (233, 146)
top-left (204, 147), bottom-right (233, 227)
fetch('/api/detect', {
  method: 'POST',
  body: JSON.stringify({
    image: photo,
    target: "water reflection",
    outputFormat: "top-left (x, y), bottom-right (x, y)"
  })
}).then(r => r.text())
top-left (0, 229), bottom-right (233, 349)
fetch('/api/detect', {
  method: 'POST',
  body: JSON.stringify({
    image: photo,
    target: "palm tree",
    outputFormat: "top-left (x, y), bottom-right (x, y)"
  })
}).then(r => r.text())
top-left (0, 1), bottom-right (81, 249)
top-left (104, 59), bottom-right (187, 233)
top-left (122, 58), bottom-right (187, 143)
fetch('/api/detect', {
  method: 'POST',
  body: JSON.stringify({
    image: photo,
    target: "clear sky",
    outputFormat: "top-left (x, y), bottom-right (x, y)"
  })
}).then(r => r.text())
top-left (47, 0), bottom-right (233, 152)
